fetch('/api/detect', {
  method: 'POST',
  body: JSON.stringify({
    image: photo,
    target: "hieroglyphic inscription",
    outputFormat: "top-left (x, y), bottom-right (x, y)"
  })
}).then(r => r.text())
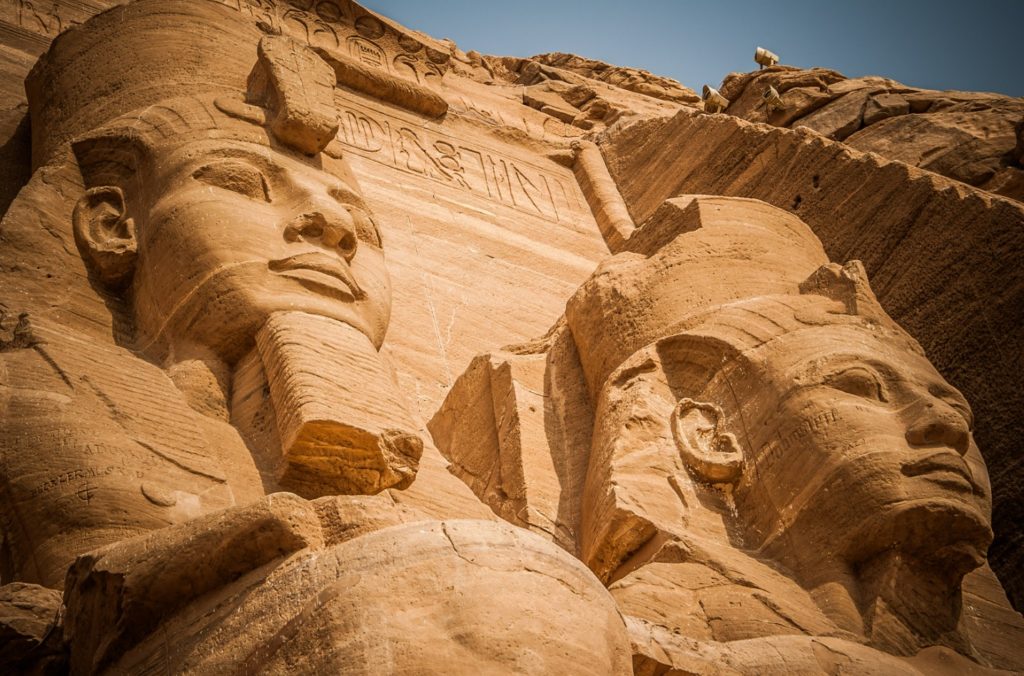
top-left (282, 5), bottom-right (340, 47)
top-left (206, 0), bottom-right (447, 77)
top-left (2, 1), bottom-right (444, 83)
top-left (23, 431), bottom-right (185, 499)
top-left (9, 1), bottom-right (64, 35)
top-left (31, 465), bottom-right (144, 498)
top-left (335, 100), bottom-right (587, 224)
top-left (77, 482), bottom-right (97, 502)
top-left (393, 54), bottom-right (420, 82)
top-left (348, 35), bottom-right (387, 70)
top-left (212, 0), bottom-right (347, 48)
top-left (216, 0), bottom-right (350, 27)
top-left (2, 0), bottom-right (95, 38)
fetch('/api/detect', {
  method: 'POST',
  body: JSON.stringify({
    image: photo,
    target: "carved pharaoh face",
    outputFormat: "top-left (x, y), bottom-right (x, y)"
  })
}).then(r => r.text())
top-left (719, 324), bottom-right (993, 574)
top-left (77, 136), bottom-right (392, 361)
top-left (588, 319), bottom-right (993, 584)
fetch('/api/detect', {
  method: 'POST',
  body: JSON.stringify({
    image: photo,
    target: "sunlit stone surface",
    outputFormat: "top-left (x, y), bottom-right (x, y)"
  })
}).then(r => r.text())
top-left (0, 1), bottom-right (1022, 673)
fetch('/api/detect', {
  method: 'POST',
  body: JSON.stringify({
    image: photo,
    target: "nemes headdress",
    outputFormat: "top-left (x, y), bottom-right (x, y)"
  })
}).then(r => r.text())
top-left (26, 0), bottom-right (341, 174)
top-left (565, 195), bottom-right (923, 399)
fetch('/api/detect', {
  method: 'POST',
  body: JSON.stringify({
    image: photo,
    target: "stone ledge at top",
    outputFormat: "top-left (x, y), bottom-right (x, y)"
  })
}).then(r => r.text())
top-left (519, 52), bottom-right (701, 105)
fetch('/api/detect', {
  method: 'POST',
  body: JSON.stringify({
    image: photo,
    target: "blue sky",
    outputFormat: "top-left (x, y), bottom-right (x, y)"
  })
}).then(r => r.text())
top-left (360, 0), bottom-right (1024, 97)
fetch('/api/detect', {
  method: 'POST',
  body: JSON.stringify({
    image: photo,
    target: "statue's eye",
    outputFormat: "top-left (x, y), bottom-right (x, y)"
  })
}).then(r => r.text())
top-left (825, 367), bottom-right (887, 402)
top-left (192, 160), bottom-right (270, 202)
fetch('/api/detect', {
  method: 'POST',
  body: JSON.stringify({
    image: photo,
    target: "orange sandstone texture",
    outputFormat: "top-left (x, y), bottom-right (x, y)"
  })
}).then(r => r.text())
top-left (596, 109), bottom-right (1024, 616)
top-left (718, 65), bottom-right (1024, 202)
top-left (0, 1), bottom-right (1021, 674)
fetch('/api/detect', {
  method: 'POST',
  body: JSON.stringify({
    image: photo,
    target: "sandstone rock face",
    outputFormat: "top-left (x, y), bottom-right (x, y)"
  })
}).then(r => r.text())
top-left (0, 1), bottom-right (1022, 674)
top-left (480, 51), bottom-right (692, 136)
top-left (0, 582), bottom-right (65, 673)
top-left (62, 498), bottom-right (633, 674)
top-left (720, 65), bottom-right (1024, 202)
top-left (528, 52), bottom-right (701, 105)
top-left (596, 109), bottom-right (1024, 615)
top-left (435, 194), bottom-right (1024, 672)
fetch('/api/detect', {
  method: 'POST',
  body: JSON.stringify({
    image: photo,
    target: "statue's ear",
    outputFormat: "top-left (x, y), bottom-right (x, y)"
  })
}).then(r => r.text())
top-left (671, 398), bottom-right (744, 484)
top-left (72, 186), bottom-right (137, 287)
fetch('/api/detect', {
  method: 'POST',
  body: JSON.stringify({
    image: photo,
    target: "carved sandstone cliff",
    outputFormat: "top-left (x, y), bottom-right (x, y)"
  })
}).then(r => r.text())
top-left (0, 1), bottom-right (1022, 673)
top-left (719, 65), bottom-right (1024, 202)
top-left (594, 109), bottom-right (1024, 612)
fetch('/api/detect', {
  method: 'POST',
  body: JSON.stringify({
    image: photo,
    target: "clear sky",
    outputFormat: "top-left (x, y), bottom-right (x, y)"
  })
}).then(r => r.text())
top-left (360, 0), bottom-right (1024, 97)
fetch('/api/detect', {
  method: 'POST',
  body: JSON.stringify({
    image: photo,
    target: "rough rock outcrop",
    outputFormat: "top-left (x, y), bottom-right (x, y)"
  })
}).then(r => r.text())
top-left (478, 50), bottom-right (695, 135)
top-left (0, 0), bottom-right (1023, 673)
top-left (529, 52), bottom-right (701, 105)
top-left (0, 582), bottom-right (65, 674)
top-left (719, 66), bottom-right (1024, 201)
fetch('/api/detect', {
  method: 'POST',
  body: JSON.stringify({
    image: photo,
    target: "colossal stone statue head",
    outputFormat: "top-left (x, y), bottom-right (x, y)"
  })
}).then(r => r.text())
top-left (1, 7), bottom-right (639, 672)
top-left (25, 1), bottom-right (423, 502)
top-left (430, 193), bottom-right (1012, 667)
top-left (586, 276), bottom-right (992, 569)
top-left (29, 3), bottom-right (390, 363)
top-left (680, 292), bottom-right (989, 571)
top-left (566, 196), bottom-right (993, 654)
top-left (1, 0), bottom-right (423, 588)
top-left (71, 117), bottom-right (390, 362)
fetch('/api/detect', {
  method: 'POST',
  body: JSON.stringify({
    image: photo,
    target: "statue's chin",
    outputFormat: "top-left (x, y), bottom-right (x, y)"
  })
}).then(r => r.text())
top-left (845, 498), bottom-right (992, 578)
top-left (135, 266), bottom-right (388, 364)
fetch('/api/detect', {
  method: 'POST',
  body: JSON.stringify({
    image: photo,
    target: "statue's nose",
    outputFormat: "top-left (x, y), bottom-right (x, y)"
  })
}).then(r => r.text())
top-left (283, 201), bottom-right (358, 262)
top-left (904, 399), bottom-right (971, 456)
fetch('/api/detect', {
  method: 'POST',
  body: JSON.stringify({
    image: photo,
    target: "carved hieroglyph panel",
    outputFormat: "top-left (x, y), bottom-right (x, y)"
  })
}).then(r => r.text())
top-left (212, 0), bottom-right (450, 82)
top-left (0, 0), bottom-right (114, 46)
top-left (335, 99), bottom-right (588, 226)
top-left (329, 93), bottom-right (605, 422)
top-left (0, 0), bottom-right (449, 81)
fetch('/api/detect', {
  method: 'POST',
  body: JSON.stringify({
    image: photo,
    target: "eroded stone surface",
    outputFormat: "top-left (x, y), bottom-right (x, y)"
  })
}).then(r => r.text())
top-left (0, 1), bottom-right (1022, 674)
top-left (597, 109), bottom-right (1024, 614)
top-left (436, 195), bottom-right (1024, 672)
top-left (719, 65), bottom-right (1024, 202)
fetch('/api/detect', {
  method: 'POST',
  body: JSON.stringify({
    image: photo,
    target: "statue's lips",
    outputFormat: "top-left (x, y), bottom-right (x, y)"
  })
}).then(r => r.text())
top-left (268, 253), bottom-right (365, 300)
top-left (902, 451), bottom-right (978, 493)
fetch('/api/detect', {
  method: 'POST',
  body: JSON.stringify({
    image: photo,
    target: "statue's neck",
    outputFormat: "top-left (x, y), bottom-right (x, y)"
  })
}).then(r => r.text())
top-left (761, 533), bottom-right (973, 654)
top-left (852, 550), bottom-right (972, 656)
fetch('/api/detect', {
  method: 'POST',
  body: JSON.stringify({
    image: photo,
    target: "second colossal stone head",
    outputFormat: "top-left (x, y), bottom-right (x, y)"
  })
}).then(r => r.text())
top-left (594, 278), bottom-right (992, 578)
top-left (572, 196), bottom-right (992, 594)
